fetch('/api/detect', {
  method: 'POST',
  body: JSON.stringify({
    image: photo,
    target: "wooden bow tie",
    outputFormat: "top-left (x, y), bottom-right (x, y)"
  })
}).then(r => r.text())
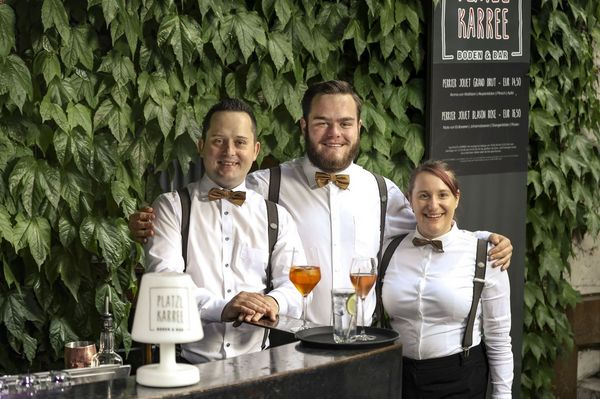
top-left (208, 188), bottom-right (246, 206)
top-left (412, 237), bottom-right (444, 252)
top-left (315, 171), bottom-right (350, 190)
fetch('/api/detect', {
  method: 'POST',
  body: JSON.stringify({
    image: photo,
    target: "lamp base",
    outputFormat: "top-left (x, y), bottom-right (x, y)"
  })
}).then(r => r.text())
top-left (136, 363), bottom-right (200, 387)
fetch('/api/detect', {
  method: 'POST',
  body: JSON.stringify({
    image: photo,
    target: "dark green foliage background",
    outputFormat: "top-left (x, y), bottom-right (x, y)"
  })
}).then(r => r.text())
top-left (0, 1), bottom-right (599, 397)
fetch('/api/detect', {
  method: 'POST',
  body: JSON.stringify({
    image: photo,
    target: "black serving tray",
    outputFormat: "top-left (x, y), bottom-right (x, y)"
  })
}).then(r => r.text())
top-left (295, 326), bottom-right (399, 349)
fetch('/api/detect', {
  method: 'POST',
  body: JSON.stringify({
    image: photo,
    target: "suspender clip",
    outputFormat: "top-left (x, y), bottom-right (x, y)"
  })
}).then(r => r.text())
top-left (473, 277), bottom-right (486, 284)
top-left (462, 346), bottom-right (470, 358)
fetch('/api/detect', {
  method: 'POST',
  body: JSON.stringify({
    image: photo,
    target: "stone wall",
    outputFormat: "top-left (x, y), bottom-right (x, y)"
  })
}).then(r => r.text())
top-left (568, 233), bottom-right (600, 379)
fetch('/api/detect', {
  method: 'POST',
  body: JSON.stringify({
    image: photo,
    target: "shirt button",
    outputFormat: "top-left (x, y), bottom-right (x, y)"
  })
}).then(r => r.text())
top-left (225, 263), bottom-right (229, 268)
top-left (226, 343), bottom-right (231, 347)
top-left (225, 237), bottom-right (229, 241)
top-left (227, 289), bottom-right (232, 293)
top-left (224, 211), bottom-right (229, 215)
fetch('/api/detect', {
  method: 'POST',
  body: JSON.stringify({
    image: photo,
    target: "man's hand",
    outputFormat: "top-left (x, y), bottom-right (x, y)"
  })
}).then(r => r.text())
top-left (487, 233), bottom-right (513, 271)
top-left (128, 206), bottom-right (155, 244)
top-left (222, 292), bottom-right (279, 326)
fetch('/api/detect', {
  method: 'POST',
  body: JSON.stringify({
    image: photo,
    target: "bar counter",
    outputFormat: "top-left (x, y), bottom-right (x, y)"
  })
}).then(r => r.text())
top-left (22, 340), bottom-right (402, 399)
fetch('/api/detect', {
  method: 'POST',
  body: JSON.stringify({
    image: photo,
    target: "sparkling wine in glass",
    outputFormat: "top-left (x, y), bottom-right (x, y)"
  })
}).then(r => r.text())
top-left (349, 257), bottom-right (377, 341)
top-left (289, 248), bottom-right (321, 332)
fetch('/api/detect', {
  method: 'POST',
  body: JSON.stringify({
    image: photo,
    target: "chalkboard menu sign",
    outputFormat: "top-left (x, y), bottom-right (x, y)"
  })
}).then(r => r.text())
top-left (427, 0), bottom-right (531, 175)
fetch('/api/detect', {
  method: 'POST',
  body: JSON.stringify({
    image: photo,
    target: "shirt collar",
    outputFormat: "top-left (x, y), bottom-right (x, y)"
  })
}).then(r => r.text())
top-left (300, 156), bottom-right (356, 190)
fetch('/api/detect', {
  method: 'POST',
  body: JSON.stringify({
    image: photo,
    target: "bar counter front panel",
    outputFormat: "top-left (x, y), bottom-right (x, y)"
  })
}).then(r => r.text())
top-left (22, 341), bottom-right (402, 399)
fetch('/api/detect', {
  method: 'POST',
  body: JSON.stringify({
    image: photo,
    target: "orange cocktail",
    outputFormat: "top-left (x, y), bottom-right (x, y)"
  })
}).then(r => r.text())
top-left (349, 273), bottom-right (377, 300)
top-left (290, 266), bottom-right (321, 296)
top-left (289, 264), bottom-right (321, 331)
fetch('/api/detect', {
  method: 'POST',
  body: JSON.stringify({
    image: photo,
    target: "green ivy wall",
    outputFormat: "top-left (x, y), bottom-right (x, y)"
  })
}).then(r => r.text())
top-left (0, 1), bottom-right (598, 397)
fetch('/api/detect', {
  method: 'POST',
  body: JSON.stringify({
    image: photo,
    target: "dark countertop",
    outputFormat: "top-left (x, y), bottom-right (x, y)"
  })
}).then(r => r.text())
top-left (5, 340), bottom-right (402, 399)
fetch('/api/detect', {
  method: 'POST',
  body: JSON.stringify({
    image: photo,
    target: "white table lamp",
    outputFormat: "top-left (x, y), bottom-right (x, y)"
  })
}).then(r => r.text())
top-left (132, 272), bottom-right (203, 387)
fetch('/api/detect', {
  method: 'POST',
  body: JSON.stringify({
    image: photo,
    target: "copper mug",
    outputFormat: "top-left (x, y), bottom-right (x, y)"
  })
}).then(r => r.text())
top-left (64, 341), bottom-right (96, 368)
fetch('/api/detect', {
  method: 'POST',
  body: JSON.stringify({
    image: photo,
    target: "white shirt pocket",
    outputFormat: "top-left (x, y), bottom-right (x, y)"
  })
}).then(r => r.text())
top-left (237, 245), bottom-right (270, 290)
top-left (353, 215), bottom-right (380, 258)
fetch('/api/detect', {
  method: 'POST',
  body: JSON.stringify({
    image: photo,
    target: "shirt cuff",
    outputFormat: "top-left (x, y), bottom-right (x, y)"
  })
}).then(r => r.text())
top-left (197, 296), bottom-right (229, 322)
top-left (266, 291), bottom-right (287, 315)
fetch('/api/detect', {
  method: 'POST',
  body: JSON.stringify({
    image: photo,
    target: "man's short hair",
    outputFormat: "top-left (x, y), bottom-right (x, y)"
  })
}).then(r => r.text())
top-left (301, 80), bottom-right (362, 121)
top-left (202, 98), bottom-right (258, 140)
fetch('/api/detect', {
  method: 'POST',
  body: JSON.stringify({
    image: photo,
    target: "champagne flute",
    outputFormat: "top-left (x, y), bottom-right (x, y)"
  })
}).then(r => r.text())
top-left (349, 257), bottom-right (377, 341)
top-left (289, 248), bottom-right (321, 332)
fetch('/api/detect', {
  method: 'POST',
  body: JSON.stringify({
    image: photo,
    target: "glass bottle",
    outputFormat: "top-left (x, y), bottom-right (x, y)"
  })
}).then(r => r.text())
top-left (92, 295), bottom-right (123, 367)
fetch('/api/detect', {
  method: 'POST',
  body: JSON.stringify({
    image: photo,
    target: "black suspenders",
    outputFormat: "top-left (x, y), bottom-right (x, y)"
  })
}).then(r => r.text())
top-left (177, 187), bottom-right (278, 281)
top-left (376, 235), bottom-right (489, 354)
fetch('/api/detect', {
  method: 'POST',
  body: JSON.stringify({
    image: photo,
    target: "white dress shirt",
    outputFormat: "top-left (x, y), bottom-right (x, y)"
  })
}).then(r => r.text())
top-left (247, 156), bottom-right (416, 325)
top-left (145, 175), bottom-right (303, 363)
top-left (381, 223), bottom-right (513, 398)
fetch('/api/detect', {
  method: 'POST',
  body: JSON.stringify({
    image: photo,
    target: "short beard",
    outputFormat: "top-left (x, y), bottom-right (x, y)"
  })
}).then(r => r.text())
top-left (304, 129), bottom-right (359, 173)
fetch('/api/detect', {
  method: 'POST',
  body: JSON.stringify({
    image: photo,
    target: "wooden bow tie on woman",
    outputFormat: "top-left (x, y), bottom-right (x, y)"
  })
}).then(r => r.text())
top-left (314, 171), bottom-right (350, 190)
top-left (412, 237), bottom-right (444, 253)
top-left (208, 188), bottom-right (246, 206)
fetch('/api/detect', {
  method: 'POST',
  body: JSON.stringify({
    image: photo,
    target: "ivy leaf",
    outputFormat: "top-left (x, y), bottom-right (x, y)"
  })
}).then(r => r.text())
top-left (67, 102), bottom-right (93, 137)
top-left (175, 103), bottom-right (201, 140)
top-left (48, 248), bottom-right (81, 300)
top-left (380, 0), bottom-right (395, 36)
top-left (541, 165), bottom-right (564, 194)
top-left (60, 26), bottom-right (94, 70)
top-left (530, 108), bottom-right (558, 140)
top-left (289, 14), bottom-right (313, 54)
top-left (403, 123), bottom-right (425, 166)
top-left (557, 281), bottom-right (580, 308)
top-left (9, 157), bottom-right (36, 216)
top-left (231, 11), bottom-right (266, 61)
top-left (396, 2), bottom-right (420, 33)
top-left (41, 0), bottom-right (71, 42)
top-left (61, 168), bottom-right (91, 214)
top-left (111, 180), bottom-right (137, 216)
top-left (101, 0), bottom-right (119, 26)
top-left (119, 7), bottom-right (141, 56)
top-left (0, 133), bottom-right (15, 171)
top-left (527, 170), bottom-right (543, 198)
top-left (524, 332), bottom-right (544, 362)
top-left (180, 15), bottom-right (204, 58)
top-left (524, 282), bottom-right (540, 308)
top-left (3, 257), bottom-right (18, 290)
top-left (539, 247), bottom-right (563, 281)
top-left (41, 52), bottom-right (62, 84)
top-left (137, 72), bottom-right (171, 103)
top-left (0, 4), bottom-right (16, 57)
top-left (0, 205), bottom-right (12, 245)
top-left (274, 0), bottom-right (292, 26)
top-left (127, 134), bottom-right (153, 179)
top-left (363, 104), bottom-right (387, 135)
top-left (99, 52), bottom-right (135, 87)
top-left (80, 216), bottom-right (131, 269)
top-left (13, 214), bottom-right (51, 267)
top-left (268, 31), bottom-right (293, 71)
top-left (143, 98), bottom-right (175, 137)
top-left (282, 80), bottom-right (303, 122)
top-left (93, 133), bottom-right (117, 183)
top-left (49, 316), bottom-right (79, 357)
top-left (534, 304), bottom-right (556, 331)
top-left (342, 20), bottom-right (366, 58)
top-left (157, 13), bottom-right (184, 66)
top-left (0, 55), bottom-right (33, 111)
top-left (406, 78), bottom-right (424, 112)
top-left (40, 100), bottom-right (69, 132)
top-left (559, 149), bottom-right (585, 178)
top-left (259, 64), bottom-right (278, 108)
top-left (58, 215), bottom-right (77, 248)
